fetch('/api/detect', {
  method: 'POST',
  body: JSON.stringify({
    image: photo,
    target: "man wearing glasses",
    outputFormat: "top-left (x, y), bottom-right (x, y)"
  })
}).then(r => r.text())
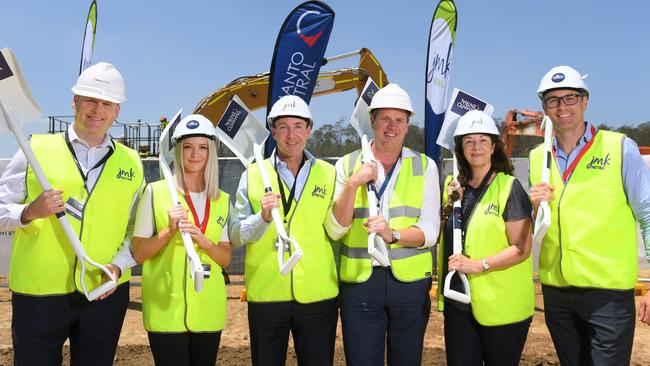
top-left (529, 65), bottom-right (650, 365)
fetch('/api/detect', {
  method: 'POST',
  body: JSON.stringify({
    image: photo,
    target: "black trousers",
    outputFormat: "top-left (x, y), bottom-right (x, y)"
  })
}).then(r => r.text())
top-left (443, 303), bottom-right (531, 366)
top-left (542, 285), bottom-right (635, 366)
top-left (340, 267), bottom-right (431, 366)
top-left (148, 331), bottom-right (222, 366)
top-left (12, 282), bottom-right (129, 366)
top-left (247, 298), bottom-right (338, 366)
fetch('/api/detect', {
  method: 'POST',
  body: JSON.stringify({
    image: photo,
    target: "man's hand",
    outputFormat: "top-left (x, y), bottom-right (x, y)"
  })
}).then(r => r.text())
top-left (349, 162), bottom-right (378, 190)
top-left (638, 291), bottom-right (650, 325)
top-left (21, 189), bottom-right (64, 224)
top-left (95, 264), bottom-right (121, 301)
top-left (260, 192), bottom-right (280, 223)
top-left (529, 183), bottom-right (554, 214)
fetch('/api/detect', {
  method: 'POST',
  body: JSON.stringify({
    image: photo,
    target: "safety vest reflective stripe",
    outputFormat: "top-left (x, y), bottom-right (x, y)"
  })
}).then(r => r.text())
top-left (529, 130), bottom-right (637, 289)
top-left (143, 180), bottom-right (229, 332)
top-left (340, 243), bottom-right (428, 260)
top-left (245, 158), bottom-right (339, 303)
top-left (353, 206), bottom-right (421, 219)
top-left (10, 133), bottom-right (142, 295)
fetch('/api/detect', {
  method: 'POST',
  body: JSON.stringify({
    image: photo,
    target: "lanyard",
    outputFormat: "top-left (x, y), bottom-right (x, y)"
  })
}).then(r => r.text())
top-left (64, 130), bottom-right (114, 192)
top-left (184, 192), bottom-right (210, 234)
top-left (369, 153), bottom-right (401, 201)
top-left (275, 155), bottom-right (306, 217)
top-left (552, 126), bottom-right (597, 183)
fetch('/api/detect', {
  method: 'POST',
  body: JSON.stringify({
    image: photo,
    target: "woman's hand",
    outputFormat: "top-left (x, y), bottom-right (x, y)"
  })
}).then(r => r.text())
top-left (179, 219), bottom-right (213, 250)
top-left (448, 253), bottom-right (483, 274)
top-left (167, 204), bottom-right (188, 232)
top-left (447, 180), bottom-right (465, 203)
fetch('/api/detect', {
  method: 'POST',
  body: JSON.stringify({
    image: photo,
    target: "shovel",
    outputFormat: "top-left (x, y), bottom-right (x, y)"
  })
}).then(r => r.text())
top-left (215, 95), bottom-right (302, 275)
top-left (158, 109), bottom-right (204, 292)
top-left (442, 154), bottom-right (470, 304)
top-left (0, 48), bottom-right (115, 301)
top-left (533, 116), bottom-right (553, 247)
top-left (349, 78), bottom-right (390, 267)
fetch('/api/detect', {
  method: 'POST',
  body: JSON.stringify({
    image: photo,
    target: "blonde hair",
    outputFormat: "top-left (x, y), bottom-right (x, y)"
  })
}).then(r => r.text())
top-left (173, 138), bottom-right (220, 200)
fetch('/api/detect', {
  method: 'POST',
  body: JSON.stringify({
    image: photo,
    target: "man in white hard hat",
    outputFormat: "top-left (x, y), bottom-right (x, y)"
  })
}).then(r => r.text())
top-left (529, 65), bottom-right (650, 365)
top-left (0, 62), bottom-right (144, 365)
top-left (326, 84), bottom-right (440, 365)
top-left (230, 95), bottom-right (339, 365)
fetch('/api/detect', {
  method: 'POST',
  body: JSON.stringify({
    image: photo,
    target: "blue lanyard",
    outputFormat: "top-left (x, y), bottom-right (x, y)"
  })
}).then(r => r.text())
top-left (369, 154), bottom-right (400, 201)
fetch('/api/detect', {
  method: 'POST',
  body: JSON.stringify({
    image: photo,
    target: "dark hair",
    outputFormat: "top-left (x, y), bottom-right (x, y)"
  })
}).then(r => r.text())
top-left (454, 135), bottom-right (513, 186)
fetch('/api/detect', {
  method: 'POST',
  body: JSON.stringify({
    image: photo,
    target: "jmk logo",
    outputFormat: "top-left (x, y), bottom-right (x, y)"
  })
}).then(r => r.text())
top-left (311, 184), bottom-right (327, 199)
top-left (483, 203), bottom-right (499, 216)
top-left (296, 10), bottom-right (323, 47)
top-left (586, 153), bottom-right (611, 170)
top-left (116, 168), bottom-right (135, 181)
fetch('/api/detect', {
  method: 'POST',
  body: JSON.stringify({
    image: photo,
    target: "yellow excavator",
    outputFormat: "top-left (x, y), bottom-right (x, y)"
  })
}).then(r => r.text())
top-left (193, 48), bottom-right (389, 122)
top-left (193, 48), bottom-right (390, 301)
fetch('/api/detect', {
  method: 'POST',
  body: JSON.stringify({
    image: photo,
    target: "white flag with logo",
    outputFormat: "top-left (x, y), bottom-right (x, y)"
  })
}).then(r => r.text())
top-left (215, 95), bottom-right (269, 165)
top-left (0, 48), bottom-right (42, 130)
top-left (436, 88), bottom-right (494, 150)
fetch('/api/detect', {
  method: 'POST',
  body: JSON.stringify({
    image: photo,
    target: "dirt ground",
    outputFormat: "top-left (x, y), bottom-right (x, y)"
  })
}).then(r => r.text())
top-left (1, 276), bottom-right (650, 365)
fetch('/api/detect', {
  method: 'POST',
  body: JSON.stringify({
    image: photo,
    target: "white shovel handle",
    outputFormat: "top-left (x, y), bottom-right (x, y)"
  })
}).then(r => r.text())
top-left (533, 116), bottom-right (554, 246)
top-left (253, 144), bottom-right (302, 275)
top-left (444, 153), bottom-right (471, 304)
top-left (443, 269), bottom-right (471, 304)
top-left (159, 156), bottom-right (204, 292)
top-left (360, 135), bottom-right (391, 267)
top-left (1, 102), bottom-right (117, 301)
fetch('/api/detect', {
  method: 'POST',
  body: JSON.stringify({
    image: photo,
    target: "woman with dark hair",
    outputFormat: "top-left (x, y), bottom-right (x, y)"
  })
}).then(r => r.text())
top-left (437, 110), bottom-right (534, 366)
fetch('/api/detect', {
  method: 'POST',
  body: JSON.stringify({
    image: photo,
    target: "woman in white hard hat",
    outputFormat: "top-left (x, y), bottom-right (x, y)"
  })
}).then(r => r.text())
top-left (132, 115), bottom-right (232, 366)
top-left (437, 110), bottom-right (534, 366)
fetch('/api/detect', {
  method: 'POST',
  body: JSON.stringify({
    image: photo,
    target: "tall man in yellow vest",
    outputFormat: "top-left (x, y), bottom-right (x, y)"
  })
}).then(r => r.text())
top-left (230, 95), bottom-right (339, 365)
top-left (0, 62), bottom-right (144, 365)
top-left (530, 65), bottom-right (650, 365)
top-left (326, 84), bottom-right (440, 365)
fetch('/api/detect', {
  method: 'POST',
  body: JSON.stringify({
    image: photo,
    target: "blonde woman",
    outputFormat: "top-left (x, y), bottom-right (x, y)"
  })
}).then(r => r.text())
top-left (133, 115), bottom-right (231, 366)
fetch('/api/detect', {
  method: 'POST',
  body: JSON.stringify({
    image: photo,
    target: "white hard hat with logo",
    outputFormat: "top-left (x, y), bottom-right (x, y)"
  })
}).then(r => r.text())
top-left (71, 62), bottom-right (126, 103)
top-left (453, 110), bottom-right (499, 140)
top-left (368, 83), bottom-right (415, 116)
top-left (537, 65), bottom-right (589, 98)
top-left (267, 95), bottom-right (313, 128)
top-left (172, 114), bottom-right (216, 144)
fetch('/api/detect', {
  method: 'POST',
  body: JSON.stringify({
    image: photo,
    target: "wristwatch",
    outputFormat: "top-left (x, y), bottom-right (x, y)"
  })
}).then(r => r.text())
top-left (481, 258), bottom-right (490, 272)
top-left (390, 229), bottom-right (400, 244)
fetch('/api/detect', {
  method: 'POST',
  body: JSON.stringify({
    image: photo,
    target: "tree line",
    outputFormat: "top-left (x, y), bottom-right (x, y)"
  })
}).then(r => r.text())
top-left (217, 118), bottom-right (650, 159)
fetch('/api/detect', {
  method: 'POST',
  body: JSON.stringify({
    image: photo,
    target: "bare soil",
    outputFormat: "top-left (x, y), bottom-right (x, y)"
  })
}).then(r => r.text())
top-left (1, 276), bottom-right (649, 365)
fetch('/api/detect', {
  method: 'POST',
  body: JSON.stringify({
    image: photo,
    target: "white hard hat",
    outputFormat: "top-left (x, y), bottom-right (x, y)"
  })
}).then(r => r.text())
top-left (368, 83), bottom-right (415, 116)
top-left (172, 114), bottom-right (216, 144)
top-left (267, 95), bottom-right (313, 127)
top-left (71, 62), bottom-right (126, 103)
top-left (453, 110), bottom-right (499, 140)
top-left (537, 65), bottom-right (589, 98)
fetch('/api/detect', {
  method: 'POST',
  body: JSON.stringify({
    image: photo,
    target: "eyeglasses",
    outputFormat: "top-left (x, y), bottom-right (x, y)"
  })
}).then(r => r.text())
top-left (543, 93), bottom-right (582, 108)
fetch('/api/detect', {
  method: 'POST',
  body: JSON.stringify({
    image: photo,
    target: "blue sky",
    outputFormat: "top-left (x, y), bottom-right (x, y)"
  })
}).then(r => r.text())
top-left (1, 0), bottom-right (649, 157)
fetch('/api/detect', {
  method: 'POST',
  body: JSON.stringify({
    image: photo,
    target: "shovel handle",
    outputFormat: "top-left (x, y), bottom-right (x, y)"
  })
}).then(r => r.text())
top-left (443, 270), bottom-right (471, 304)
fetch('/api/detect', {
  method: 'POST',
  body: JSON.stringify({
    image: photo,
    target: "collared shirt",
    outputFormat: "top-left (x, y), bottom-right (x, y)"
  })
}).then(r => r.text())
top-left (0, 124), bottom-right (141, 274)
top-left (230, 149), bottom-right (316, 248)
top-left (551, 122), bottom-right (650, 258)
top-left (324, 143), bottom-right (441, 251)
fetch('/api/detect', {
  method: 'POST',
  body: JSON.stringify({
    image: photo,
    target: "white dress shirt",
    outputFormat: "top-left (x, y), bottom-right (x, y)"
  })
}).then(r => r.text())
top-left (0, 125), bottom-right (141, 274)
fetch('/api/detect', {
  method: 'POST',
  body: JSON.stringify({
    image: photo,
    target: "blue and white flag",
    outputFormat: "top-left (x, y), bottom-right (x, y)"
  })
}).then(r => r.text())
top-left (216, 95), bottom-right (269, 166)
top-left (265, 1), bottom-right (335, 156)
top-left (425, 0), bottom-right (457, 161)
